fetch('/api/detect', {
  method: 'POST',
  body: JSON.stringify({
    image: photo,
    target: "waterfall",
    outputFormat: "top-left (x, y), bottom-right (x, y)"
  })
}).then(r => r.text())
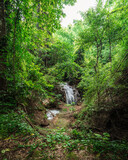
top-left (61, 83), bottom-right (76, 104)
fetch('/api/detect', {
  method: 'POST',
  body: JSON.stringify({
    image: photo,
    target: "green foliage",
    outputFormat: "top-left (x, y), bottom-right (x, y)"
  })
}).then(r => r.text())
top-left (40, 127), bottom-right (128, 159)
top-left (48, 61), bottom-right (82, 82)
top-left (1, 1), bottom-right (128, 159)
top-left (69, 129), bottom-right (128, 159)
top-left (0, 110), bottom-right (34, 138)
top-left (75, 0), bottom-right (128, 112)
top-left (46, 132), bottom-right (70, 144)
top-left (1, 0), bottom-right (77, 108)
top-left (71, 129), bottom-right (83, 139)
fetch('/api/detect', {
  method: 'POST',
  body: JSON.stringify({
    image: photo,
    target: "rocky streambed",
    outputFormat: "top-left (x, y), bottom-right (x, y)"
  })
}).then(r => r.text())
top-left (46, 109), bottom-right (60, 120)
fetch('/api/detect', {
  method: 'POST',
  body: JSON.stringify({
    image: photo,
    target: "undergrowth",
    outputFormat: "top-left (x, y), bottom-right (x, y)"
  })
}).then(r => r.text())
top-left (0, 108), bottom-right (128, 160)
top-left (0, 110), bottom-right (34, 138)
top-left (70, 129), bottom-right (128, 160)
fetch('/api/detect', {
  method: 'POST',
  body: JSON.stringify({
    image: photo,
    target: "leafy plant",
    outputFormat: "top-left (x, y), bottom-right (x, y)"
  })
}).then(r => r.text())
top-left (0, 110), bottom-right (34, 138)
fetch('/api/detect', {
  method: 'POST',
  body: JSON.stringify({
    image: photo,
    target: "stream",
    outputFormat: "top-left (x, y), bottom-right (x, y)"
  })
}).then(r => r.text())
top-left (46, 83), bottom-right (78, 120)
top-left (46, 109), bottom-right (60, 120)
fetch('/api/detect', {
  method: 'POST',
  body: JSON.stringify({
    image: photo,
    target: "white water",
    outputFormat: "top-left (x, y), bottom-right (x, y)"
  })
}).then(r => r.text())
top-left (46, 109), bottom-right (60, 120)
top-left (61, 83), bottom-right (75, 104)
top-left (46, 83), bottom-right (76, 120)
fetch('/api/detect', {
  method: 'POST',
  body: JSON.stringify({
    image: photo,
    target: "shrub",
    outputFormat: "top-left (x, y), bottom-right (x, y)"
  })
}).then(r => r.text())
top-left (0, 110), bottom-right (33, 138)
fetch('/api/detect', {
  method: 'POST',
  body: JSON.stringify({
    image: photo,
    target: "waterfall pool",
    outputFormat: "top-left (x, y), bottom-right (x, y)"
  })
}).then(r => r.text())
top-left (46, 109), bottom-right (60, 120)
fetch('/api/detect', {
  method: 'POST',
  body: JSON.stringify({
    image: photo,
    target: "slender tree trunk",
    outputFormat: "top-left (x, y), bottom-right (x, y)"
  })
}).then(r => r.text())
top-left (96, 42), bottom-right (100, 107)
top-left (0, 0), bottom-right (6, 38)
top-left (95, 38), bottom-right (103, 107)
top-left (108, 17), bottom-right (112, 63)
top-left (12, 17), bottom-right (17, 87)
top-left (44, 52), bottom-right (48, 67)
top-left (109, 37), bottom-right (112, 62)
top-left (12, 8), bottom-right (19, 87)
top-left (36, 1), bottom-right (40, 29)
top-left (0, 0), bottom-right (6, 90)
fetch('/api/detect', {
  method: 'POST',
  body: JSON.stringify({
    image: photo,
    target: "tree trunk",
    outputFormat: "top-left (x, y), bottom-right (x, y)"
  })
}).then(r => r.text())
top-left (0, 0), bottom-right (6, 91)
top-left (109, 37), bottom-right (112, 62)
top-left (95, 38), bottom-right (103, 107)
top-left (0, 0), bottom-right (6, 38)
top-left (12, 4), bottom-right (20, 88)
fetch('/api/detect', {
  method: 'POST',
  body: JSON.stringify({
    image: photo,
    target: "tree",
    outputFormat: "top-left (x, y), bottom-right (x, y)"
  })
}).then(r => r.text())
top-left (0, 0), bottom-right (77, 108)
top-left (0, 0), bottom-right (6, 90)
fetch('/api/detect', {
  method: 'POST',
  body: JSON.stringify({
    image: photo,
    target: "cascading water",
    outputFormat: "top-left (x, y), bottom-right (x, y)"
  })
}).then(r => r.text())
top-left (46, 83), bottom-right (79, 120)
top-left (61, 83), bottom-right (76, 104)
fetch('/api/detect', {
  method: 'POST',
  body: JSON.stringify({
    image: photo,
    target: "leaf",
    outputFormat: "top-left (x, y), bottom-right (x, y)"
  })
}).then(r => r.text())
top-left (4, 137), bottom-right (12, 140)
top-left (96, 153), bottom-right (100, 157)
top-left (1, 148), bottom-right (10, 154)
top-left (31, 133), bottom-right (34, 136)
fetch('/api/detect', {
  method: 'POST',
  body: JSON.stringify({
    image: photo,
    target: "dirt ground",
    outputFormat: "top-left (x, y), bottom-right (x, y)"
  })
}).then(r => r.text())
top-left (0, 103), bottom-right (95, 160)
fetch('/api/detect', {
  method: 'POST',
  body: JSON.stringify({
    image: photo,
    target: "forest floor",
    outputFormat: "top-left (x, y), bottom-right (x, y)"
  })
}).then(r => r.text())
top-left (0, 103), bottom-right (96, 160)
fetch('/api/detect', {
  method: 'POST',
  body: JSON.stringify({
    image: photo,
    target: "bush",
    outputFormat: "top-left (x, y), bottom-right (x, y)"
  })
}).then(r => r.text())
top-left (0, 110), bottom-right (33, 138)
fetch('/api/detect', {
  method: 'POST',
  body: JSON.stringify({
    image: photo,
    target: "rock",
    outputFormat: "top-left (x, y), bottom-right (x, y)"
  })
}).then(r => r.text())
top-left (33, 110), bottom-right (49, 126)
